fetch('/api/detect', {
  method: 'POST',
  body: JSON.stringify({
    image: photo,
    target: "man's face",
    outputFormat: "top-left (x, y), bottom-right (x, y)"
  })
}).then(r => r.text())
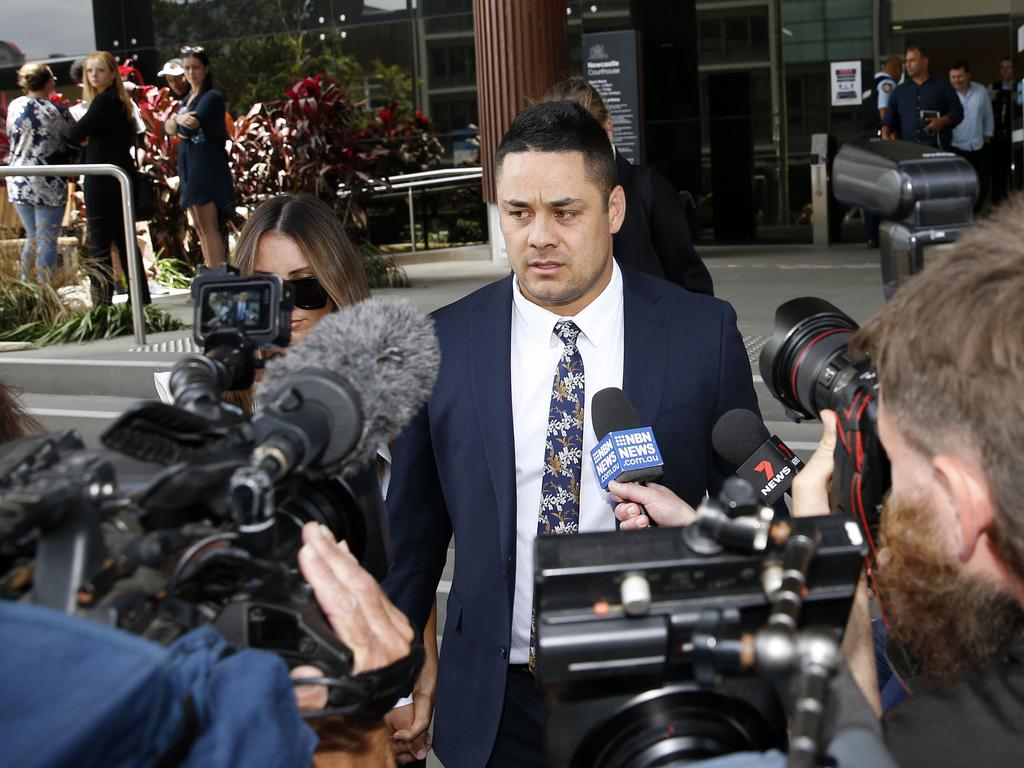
top-left (1002, 59), bottom-right (1013, 82)
top-left (496, 150), bottom-right (624, 316)
top-left (904, 49), bottom-right (927, 79)
top-left (875, 397), bottom-right (1024, 688)
top-left (949, 67), bottom-right (969, 93)
top-left (165, 73), bottom-right (187, 96)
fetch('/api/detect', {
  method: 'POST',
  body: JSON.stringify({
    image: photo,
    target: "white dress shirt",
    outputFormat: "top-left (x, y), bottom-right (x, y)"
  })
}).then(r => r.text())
top-left (508, 262), bottom-right (625, 663)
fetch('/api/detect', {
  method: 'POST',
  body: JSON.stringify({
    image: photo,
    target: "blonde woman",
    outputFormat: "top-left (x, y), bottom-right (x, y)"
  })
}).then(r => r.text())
top-left (67, 50), bottom-right (150, 306)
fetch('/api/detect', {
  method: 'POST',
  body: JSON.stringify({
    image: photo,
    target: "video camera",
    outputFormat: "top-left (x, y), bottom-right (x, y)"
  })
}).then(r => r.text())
top-left (0, 275), bottom-right (440, 721)
top-left (759, 297), bottom-right (889, 545)
top-left (534, 477), bottom-right (866, 767)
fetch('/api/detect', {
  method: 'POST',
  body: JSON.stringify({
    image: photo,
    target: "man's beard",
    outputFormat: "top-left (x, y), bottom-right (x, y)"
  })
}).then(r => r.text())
top-left (876, 494), bottom-right (1024, 691)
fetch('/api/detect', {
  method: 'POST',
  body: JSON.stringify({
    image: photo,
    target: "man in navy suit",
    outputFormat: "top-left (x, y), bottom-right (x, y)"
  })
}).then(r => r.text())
top-left (383, 101), bottom-right (762, 767)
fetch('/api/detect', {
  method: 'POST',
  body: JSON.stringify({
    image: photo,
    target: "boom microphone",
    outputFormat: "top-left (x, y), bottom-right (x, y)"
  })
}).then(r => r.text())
top-left (711, 409), bottom-right (803, 506)
top-left (254, 298), bottom-right (440, 479)
top-left (590, 387), bottom-right (664, 490)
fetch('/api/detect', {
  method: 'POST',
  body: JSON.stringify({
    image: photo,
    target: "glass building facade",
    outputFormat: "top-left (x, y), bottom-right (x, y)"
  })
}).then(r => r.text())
top-left (3, 0), bottom-right (1023, 243)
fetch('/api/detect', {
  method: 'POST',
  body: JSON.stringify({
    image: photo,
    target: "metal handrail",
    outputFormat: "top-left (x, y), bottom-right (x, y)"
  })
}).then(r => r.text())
top-left (372, 167), bottom-right (484, 253)
top-left (0, 163), bottom-right (146, 344)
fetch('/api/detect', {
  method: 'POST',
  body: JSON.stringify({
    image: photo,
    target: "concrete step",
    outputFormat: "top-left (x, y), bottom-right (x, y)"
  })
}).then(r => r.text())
top-left (21, 392), bottom-right (140, 448)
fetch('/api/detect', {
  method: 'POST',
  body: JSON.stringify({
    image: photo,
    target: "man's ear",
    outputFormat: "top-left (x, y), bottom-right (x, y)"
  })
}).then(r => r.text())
top-left (608, 184), bottom-right (626, 235)
top-left (932, 453), bottom-right (995, 563)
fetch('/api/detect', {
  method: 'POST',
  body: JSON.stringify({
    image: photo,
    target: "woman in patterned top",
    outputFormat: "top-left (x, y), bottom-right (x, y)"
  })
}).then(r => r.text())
top-left (5, 62), bottom-right (75, 282)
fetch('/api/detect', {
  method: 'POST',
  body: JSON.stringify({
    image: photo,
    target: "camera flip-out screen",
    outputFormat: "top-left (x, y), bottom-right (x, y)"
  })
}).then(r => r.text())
top-left (199, 282), bottom-right (274, 338)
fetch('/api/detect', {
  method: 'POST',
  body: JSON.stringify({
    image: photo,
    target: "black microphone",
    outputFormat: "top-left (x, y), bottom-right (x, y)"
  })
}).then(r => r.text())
top-left (253, 297), bottom-right (441, 480)
top-left (711, 409), bottom-right (803, 506)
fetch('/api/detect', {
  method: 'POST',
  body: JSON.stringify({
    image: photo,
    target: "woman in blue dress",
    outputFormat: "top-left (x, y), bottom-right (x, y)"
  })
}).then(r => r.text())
top-left (162, 46), bottom-right (234, 268)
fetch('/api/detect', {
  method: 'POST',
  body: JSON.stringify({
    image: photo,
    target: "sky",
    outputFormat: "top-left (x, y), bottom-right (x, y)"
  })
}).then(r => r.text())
top-left (2, 0), bottom-right (96, 60)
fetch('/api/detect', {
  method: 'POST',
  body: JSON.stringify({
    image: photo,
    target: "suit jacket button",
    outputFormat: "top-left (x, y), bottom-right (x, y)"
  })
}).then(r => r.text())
top-left (498, 646), bottom-right (507, 659)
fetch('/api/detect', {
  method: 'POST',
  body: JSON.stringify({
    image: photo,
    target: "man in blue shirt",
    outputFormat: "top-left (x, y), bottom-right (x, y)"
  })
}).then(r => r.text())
top-left (881, 46), bottom-right (963, 149)
top-left (949, 59), bottom-right (993, 212)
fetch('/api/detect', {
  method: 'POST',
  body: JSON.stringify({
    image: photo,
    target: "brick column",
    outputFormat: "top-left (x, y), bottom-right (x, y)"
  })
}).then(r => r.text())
top-left (473, 0), bottom-right (568, 204)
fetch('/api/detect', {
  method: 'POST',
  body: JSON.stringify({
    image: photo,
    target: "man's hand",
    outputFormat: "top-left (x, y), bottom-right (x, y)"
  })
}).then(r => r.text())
top-left (384, 702), bottom-right (431, 763)
top-left (880, 126), bottom-right (895, 141)
top-left (383, 604), bottom-right (438, 763)
top-left (609, 481), bottom-right (696, 529)
top-left (790, 409), bottom-right (837, 518)
top-left (923, 115), bottom-right (947, 134)
top-left (298, 522), bottom-right (415, 676)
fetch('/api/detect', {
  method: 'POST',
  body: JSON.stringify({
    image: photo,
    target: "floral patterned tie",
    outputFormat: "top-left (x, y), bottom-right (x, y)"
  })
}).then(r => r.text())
top-left (537, 320), bottom-right (585, 535)
top-left (530, 320), bottom-right (584, 669)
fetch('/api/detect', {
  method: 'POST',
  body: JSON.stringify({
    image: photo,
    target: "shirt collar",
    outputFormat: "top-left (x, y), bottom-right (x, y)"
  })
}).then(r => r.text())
top-left (512, 260), bottom-right (623, 348)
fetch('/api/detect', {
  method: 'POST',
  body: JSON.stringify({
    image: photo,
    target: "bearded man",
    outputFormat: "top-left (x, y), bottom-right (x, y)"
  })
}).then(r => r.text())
top-left (613, 196), bottom-right (1024, 766)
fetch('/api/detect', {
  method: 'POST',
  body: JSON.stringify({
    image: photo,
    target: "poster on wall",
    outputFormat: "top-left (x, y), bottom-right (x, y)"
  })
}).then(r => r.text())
top-left (582, 30), bottom-right (642, 163)
top-left (830, 61), bottom-right (863, 107)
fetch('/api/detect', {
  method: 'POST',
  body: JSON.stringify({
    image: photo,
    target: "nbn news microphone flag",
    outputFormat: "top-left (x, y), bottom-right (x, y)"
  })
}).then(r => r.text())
top-left (590, 426), bottom-right (664, 490)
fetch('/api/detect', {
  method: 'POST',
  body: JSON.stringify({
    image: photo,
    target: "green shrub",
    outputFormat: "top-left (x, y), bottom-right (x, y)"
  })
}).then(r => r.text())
top-left (359, 241), bottom-right (409, 289)
top-left (0, 276), bottom-right (184, 346)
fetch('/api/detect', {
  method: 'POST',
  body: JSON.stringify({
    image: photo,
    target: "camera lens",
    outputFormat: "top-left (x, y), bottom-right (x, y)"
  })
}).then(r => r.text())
top-left (569, 683), bottom-right (784, 768)
top-left (758, 298), bottom-right (860, 420)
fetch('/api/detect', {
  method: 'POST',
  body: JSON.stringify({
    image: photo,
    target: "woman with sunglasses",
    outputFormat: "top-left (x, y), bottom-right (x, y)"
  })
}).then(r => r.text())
top-left (163, 46), bottom-right (234, 268)
top-left (235, 194), bottom-right (439, 765)
top-left (67, 51), bottom-right (151, 305)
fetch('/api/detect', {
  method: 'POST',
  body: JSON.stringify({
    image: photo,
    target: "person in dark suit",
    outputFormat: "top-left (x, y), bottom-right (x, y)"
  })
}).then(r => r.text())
top-left (382, 101), bottom-right (761, 768)
top-left (542, 77), bottom-right (714, 296)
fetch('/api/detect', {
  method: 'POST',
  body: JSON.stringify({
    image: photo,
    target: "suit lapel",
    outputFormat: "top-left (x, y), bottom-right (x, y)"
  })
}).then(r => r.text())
top-left (621, 269), bottom-right (668, 425)
top-left (469, 277), bottom-right (517, 565)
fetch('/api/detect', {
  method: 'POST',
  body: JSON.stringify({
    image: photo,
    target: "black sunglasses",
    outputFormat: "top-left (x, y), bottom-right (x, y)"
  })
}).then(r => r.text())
top-left (287, 276), bottom-right (330, 310)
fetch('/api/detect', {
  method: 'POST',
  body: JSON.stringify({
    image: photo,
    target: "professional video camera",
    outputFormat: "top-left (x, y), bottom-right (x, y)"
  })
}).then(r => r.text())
top-left (534, 477), bottom-right (866, 768)
top-left (0, 268), bottom-right (440, 718)
top-left (759, 297), bottom-right (889, 545)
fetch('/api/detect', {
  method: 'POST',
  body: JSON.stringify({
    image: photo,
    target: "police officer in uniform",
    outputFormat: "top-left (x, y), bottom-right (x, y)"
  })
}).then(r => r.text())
top-left (861, 55), bottom-right (901, 246)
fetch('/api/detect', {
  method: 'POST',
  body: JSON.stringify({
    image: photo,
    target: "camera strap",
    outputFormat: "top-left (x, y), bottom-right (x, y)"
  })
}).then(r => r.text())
top-left (302, 638), bottom-right (426, 722)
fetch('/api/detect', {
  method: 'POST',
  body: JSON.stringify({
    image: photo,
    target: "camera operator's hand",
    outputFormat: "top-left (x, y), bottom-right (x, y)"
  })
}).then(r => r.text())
top-left (298, 522), bottom-right (415, 675)
top-left (609, 481), bottom-right (697, 529)
top-left (791, 409), bottom-right (837, 518)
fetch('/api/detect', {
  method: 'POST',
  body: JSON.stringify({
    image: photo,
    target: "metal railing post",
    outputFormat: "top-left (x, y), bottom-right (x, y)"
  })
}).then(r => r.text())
top-left (407, 186), bottom-right (417, 253)
top-left (0, 163), bottom-right (147, 344)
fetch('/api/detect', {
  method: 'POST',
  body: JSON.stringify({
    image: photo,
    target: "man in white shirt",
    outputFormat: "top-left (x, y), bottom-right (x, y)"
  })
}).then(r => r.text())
top-left (382, 100), bottom-right (762, 768)
top-left (949, 59), bottom-right (994, 212)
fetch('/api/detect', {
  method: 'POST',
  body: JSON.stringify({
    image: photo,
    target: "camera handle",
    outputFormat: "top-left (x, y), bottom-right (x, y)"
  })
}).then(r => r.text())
top-left (692, 519), bottom-right (842, 768)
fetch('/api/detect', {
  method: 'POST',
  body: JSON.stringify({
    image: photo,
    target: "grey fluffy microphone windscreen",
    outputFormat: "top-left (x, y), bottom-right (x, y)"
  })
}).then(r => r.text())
top-left (257, 297), bottom-right (440, 477)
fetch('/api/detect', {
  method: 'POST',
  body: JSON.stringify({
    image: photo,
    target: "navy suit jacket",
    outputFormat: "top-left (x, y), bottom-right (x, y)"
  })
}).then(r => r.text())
top-left (382, 267), bottom-right (761, 768)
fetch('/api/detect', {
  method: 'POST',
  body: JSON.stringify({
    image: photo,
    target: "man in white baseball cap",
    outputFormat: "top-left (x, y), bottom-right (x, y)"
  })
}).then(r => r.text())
top-left (157, 58), bottom-right (188, 98)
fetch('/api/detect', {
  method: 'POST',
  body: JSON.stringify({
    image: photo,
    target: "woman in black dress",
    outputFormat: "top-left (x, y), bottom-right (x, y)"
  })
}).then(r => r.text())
top-left (163, 47), bottom-right (234, 268)
top-left (68, 50), bottom-right (150, 305)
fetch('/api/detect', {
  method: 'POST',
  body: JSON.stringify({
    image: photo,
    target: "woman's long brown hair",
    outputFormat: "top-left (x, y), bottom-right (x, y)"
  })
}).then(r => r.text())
top-left (227, 194), bottom-right (371, 413)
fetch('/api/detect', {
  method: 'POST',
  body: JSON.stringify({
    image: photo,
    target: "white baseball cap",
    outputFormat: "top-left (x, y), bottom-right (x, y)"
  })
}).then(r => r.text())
top-left (157, 58), bottom-right (184, 77)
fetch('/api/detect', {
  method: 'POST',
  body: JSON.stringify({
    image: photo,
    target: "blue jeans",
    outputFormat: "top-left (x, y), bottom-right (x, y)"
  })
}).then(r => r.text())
top-left (13, 203), bottom-right (64, 282)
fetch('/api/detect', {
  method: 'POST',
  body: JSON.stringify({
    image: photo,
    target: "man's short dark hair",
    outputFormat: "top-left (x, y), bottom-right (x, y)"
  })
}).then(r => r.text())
top-left (494, 100), bottom-right (617, 201)
top-left (950, 59), bottom-right (970, 73)
top-left (906, 45), bottom-right (928, 58)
